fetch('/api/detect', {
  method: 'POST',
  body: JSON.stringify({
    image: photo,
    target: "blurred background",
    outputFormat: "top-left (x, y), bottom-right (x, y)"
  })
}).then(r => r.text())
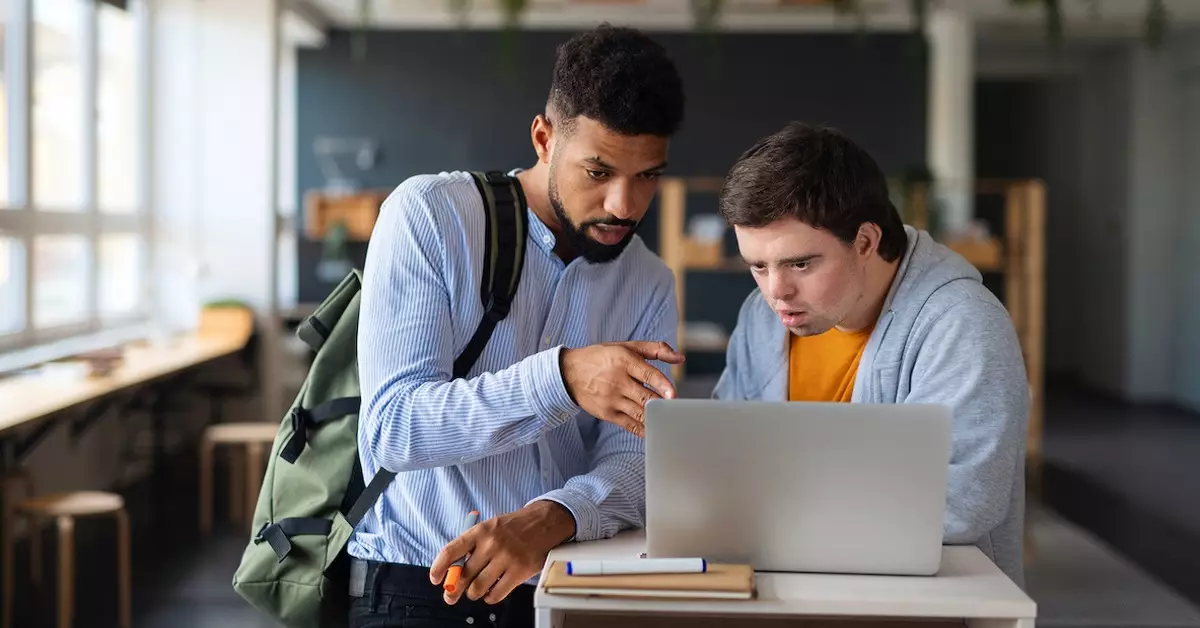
top-left (0, 0), bottom-right (1198, 626)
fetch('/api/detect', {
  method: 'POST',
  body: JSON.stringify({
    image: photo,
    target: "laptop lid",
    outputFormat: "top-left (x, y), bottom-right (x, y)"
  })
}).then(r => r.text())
top-left (644, 399), bottom-right (952, 576)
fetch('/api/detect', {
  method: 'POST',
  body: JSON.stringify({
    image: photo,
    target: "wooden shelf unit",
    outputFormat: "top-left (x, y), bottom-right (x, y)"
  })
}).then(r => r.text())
top-left (657, 177), bottom-right (734, 382)
top-left (658, 176), bottom-right (1046, 492)
top-left (303, 189), bottom-right (389, 241)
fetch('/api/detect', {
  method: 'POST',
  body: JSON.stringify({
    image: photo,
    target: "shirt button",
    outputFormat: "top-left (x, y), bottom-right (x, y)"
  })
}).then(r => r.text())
top-left (542, 234), bottom-right (553, 245)
top-left (466, 618), bottom-right (474, 625)
top-left (543, 336), bottom-right (551, 345)
top-left (489, 614), bottom-right (497, 622)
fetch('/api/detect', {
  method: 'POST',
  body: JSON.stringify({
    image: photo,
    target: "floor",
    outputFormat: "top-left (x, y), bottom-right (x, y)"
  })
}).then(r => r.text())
top-left (1040, 383), bottom-right (1200, 607)
top-left (6, 383), bottom-right (1200, 627)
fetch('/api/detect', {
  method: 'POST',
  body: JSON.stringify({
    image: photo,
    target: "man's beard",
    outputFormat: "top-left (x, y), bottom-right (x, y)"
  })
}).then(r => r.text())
top-left (548, 170), bottom-right (640, 264)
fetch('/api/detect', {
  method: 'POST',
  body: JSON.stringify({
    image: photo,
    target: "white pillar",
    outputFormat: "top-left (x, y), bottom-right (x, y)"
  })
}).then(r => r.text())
top-left (926, 5), bottom-right (974, 236)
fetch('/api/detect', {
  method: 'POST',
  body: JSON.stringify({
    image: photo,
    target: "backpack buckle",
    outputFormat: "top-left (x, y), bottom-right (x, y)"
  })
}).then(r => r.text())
top-left (484, 171), bottom-right (509, 186)
top-left (280, 407), bottom-right (311, 464)
top-left (254, 521), bottom-right (293, 563)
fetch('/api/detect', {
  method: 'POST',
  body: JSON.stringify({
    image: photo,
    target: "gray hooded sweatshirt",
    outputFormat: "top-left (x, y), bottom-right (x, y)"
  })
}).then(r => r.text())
top-left (712, 225), bottom-right (1029, 587)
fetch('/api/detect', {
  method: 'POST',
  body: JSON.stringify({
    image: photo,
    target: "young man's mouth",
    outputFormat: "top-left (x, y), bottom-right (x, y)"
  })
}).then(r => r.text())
top-left (590, 224), bottom-right (631, 245)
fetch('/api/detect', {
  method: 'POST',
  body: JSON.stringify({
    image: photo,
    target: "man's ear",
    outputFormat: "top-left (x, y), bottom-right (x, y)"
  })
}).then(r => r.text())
top-left (531, 114), bottom-right (555, 164)
top-left (855, 223), bottom-right (882, 258)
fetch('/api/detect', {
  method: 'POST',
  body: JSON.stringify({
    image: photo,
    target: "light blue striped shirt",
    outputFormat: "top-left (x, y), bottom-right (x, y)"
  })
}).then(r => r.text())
top-left (348, 170), bottom-right (679, 568)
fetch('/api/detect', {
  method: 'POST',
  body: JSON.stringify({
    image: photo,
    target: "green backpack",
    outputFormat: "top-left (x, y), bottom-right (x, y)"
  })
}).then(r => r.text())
top-left (232, 171), bottom-right (529, 628)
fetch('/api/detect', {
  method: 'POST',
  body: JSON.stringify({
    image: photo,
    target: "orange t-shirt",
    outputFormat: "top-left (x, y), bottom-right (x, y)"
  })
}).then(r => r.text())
top-left (787, 326), bottom-right (874, 402)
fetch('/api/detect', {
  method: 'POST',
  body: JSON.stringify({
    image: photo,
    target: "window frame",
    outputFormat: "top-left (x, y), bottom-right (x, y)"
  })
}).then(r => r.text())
top-left (0, 0), bottom-right (152, 360)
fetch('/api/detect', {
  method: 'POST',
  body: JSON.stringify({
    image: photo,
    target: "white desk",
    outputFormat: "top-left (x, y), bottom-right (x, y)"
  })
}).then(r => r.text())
top-left (535, 531), bottom-right (1036, 628)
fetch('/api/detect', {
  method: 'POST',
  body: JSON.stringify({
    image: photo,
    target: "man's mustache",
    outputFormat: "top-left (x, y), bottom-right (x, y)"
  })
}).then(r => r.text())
top-left (584, 217), bottom-right (638, 228)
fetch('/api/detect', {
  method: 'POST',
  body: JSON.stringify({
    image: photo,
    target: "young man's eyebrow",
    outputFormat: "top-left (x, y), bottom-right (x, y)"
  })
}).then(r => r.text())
top-left (740, 254), bottom-right (821, 267)
top-left (583, 156), bottom-right (669, 174)
top-left (584, 156), bottom-right (615, 169)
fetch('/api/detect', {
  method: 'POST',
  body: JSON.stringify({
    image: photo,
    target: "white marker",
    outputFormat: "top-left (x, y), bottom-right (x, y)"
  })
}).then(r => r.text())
top-left (566, 558), bottom-right (707, 576)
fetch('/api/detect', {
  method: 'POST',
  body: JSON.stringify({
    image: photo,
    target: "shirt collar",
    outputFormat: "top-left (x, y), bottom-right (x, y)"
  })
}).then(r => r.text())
top-left (508, 167), bottom-right (559, 256)
top-left (526, 207), bottom-right (558, 255)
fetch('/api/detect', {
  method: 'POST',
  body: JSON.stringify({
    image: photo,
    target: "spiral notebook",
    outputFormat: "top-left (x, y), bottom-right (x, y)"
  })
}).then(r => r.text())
top-left (541, 560), bottom-right (756, 600)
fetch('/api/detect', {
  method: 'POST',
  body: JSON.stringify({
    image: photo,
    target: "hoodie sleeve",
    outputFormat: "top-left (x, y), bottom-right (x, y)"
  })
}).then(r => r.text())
top-left (904, 297), bottom-right (1029, 545)
top-left (712, 290), bottom-right (758, 401)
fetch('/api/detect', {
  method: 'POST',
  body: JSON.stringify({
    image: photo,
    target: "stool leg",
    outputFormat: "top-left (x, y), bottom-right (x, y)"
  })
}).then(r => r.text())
top-left (116, 509), bottom-right (131, 628)
top-left (229, 450), bottom-right (245, 525)
top-left (29, 518), bottom-right (40, 586)
top-left (199, 439), bottom-right (214, 536)
top-left (245, 443), bottom-right (265, 528)
top-left (2, 512), bottom-right (14, 628)
top-left (56, 516), bottom-right (74, 628)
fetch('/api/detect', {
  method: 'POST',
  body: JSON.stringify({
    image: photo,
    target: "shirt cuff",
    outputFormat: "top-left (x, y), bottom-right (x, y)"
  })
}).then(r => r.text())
top-left (531, 489), bottom-right (600, 543)
top-left (521, 345), bottom-right (580, 426)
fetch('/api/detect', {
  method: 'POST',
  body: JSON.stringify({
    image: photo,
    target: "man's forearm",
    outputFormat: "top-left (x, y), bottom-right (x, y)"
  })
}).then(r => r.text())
top-left (360, 345), bottom-right (581, 473)
top-left (532, 446), bottom-right (645, 543)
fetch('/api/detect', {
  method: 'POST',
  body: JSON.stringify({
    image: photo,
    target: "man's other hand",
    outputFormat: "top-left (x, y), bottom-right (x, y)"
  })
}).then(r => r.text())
top-left (429, 500), bottom-right (576, 606)
top-left (560, 341), bottom-right (685, 437)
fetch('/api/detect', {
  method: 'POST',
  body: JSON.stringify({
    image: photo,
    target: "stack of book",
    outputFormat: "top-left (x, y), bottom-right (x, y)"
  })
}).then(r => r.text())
top-left (541, 558), bottom-right (756, 600)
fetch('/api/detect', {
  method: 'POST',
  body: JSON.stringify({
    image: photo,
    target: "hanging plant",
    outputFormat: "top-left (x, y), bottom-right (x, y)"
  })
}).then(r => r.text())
top-left (1008, 0), bottom-right (1167, 51)
top-left (499, 0), bottom-right (528, 28)
top-left (495, 0), bottom-right (529, 76)
top-left (689, 0), bottom-right (724, 76)
top-left (447, 0), bottom-right (472, 30)
top-left (1145, 0), bottom-right (1168, 49)
top-left (1044, 0), bottom-right (1064, 50)
top-left (905, 0), bottom-right (929, 66)
top-left (691, 0), bottom-right (722, 33)
top-left (830, 0), bottom-right (867, 40)
top-left (1006, 0), bottom-right (1061, 50)
top-left (352, 0), bottom-right (371, 62)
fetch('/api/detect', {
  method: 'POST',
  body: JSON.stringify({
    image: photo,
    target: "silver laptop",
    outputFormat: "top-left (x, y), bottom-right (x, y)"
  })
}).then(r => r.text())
top-left (644, 398), bottom-right (952, 576)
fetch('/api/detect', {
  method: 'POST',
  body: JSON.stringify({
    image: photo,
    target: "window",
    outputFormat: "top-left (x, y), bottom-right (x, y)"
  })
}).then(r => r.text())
top-left (0, 0), bottom-right (150, 358)
top-left (0, 237), bottom-right (22, 334)
top-left (98, 232), bottom-right (139, 318)
top-left (0, 7), bottom-right (10, 207)
top-left (33, 0), bottom-right (85, 211)
top-left (33, 234), bottom-right (87, 327)
top-left (98, 1), bottom-right (136, 213)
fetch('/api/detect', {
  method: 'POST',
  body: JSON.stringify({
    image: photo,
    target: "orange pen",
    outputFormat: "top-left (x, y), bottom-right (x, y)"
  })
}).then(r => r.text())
top-left (443, 510), bottom-right (480, 594)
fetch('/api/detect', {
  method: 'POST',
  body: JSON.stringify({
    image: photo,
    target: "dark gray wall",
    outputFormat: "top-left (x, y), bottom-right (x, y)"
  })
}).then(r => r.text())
top-left (975, 77), bottom-right (1086, 382)
top-left (296, 29), bottom-right (927, 371)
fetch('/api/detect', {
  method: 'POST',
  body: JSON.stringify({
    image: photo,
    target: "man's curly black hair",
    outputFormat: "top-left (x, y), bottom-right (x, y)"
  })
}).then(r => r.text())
top-left (547, 24), bottom-right (685, 138)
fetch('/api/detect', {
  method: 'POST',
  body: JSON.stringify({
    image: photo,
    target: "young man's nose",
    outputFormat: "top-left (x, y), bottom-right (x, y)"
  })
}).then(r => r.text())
top-left (765, 271), bottom-right (796, 303)
top-left (603, 180), bottom-right (637, 220)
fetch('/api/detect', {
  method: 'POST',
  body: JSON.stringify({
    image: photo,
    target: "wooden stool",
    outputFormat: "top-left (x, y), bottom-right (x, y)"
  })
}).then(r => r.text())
top-left (1, 470), bottom-right (36, 628)
top-left (3, 491), bottom-right (130, 628)
top-left (199, 422), bottom-right (278, 535)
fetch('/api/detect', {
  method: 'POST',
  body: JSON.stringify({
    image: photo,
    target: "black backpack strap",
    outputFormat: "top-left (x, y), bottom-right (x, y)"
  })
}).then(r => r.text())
top-left (453, 171), bottom-right (528, 379)
top-left (346, 469), bottom-right (397, 528)
top-left (342, 172), bottom-right (527, 529)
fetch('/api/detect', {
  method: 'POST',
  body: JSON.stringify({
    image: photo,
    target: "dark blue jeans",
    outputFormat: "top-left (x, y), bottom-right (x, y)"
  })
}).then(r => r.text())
top-left (349, 560), bottom-right (536, 628)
